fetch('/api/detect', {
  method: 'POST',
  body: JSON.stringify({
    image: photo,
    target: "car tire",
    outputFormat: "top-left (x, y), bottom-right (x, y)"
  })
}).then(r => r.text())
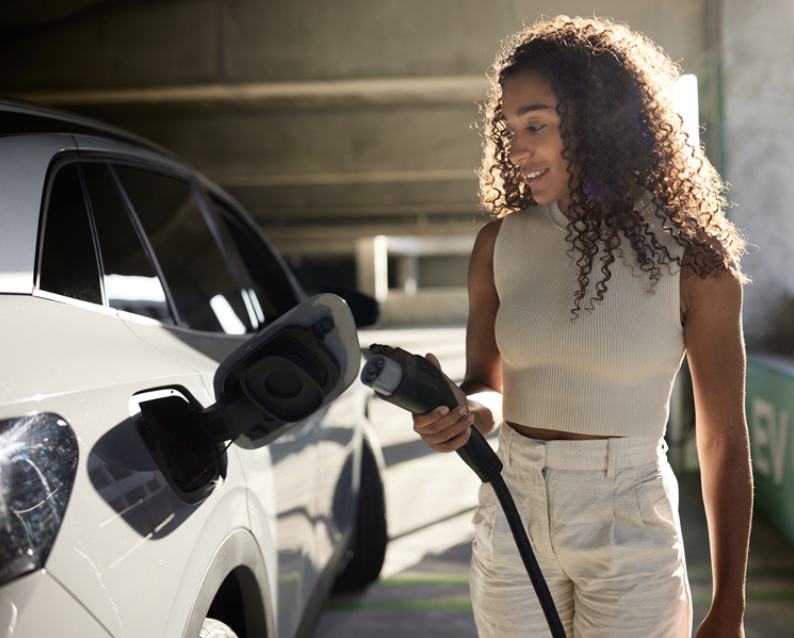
top-left (333, 442), bottom-right (388, 591)
top-left (199, 618), bottom-right (239, 638)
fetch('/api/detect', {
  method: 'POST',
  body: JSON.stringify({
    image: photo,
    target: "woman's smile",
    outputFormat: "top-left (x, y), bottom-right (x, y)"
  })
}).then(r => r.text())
top-left (524, 168), bottom-right (549, 185)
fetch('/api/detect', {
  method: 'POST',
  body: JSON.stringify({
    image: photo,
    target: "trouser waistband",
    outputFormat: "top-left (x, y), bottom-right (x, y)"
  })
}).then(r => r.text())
top-left (499, 423), bottom-right (667, 478)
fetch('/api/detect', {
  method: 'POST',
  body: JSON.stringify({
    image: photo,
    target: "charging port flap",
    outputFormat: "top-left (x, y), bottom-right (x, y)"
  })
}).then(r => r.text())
top-left (215, 293), bottom-right (360, 448)
top-left (138, 294), bottom-right (360, 456)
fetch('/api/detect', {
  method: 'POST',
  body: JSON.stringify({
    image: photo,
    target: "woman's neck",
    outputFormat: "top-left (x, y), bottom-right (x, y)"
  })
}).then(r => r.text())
top-left (556, 183), bottom-right (646, 219)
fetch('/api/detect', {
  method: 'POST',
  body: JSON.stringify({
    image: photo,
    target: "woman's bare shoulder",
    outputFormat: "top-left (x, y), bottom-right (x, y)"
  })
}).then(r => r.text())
top-left (474, 217), bottom-right (504, 250)
top-left (680, 248), bottom-right (743, 322)
top-left (468, 217), bottom-right (503, 274)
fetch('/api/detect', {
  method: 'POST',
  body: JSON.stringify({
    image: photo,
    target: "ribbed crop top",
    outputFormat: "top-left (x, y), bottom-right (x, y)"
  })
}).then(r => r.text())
top-left (493, 194), bottom-right (685, 439)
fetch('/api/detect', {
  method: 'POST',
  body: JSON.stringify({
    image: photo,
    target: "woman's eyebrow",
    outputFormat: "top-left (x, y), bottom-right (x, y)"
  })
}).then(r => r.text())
top-left (516, 104), bottom-right (553, 116)
top-left (500, 104), bottom-right (554, 121)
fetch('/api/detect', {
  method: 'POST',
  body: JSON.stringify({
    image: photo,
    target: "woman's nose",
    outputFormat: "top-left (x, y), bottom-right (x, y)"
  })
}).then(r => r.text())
top-left (508, 137), bottom-right (530, 165)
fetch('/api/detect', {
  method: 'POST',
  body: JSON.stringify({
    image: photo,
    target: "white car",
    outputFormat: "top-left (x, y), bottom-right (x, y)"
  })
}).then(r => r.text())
top-left (0, 99), bottom-right (387, 638)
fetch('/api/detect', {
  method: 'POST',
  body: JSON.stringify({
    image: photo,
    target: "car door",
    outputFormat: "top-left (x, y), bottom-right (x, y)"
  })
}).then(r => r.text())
top-left (192, 188), bottom-right (324, 636)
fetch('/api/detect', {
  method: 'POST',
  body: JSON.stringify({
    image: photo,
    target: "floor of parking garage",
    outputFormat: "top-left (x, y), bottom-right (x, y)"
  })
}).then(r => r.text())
top-left (314, 327), bottom-right (794, 638)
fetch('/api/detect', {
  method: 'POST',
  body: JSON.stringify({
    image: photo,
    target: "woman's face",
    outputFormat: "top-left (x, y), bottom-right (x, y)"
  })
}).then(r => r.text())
top-left (501, 70), bottom-right (573, 212)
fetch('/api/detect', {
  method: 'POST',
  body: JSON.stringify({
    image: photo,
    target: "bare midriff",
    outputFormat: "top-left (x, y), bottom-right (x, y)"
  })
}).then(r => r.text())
top-left (506, 420), bottom-right (613, 441)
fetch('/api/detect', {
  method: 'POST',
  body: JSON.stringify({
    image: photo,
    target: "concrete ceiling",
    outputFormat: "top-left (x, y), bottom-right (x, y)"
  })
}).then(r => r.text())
top-left (0, 0), bottom-right (127, 34)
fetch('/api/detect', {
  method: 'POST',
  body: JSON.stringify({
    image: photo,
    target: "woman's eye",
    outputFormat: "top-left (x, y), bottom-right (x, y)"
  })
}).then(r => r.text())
top-left (528, 125), bottom-right (545, 133)
top-left (503, 130), bottom-right (516, 139)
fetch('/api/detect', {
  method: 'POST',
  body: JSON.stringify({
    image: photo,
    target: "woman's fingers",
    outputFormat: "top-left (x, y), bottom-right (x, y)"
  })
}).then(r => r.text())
top-left (413, 405), bottom-right (468, 434)
top-left (413, 405), bottom-right (459, 431)
top-left (431, 425), bottom-right (472, 453)
top-left (412, 405), bottom-right (450, 429)
top-left (413, 406), bottom-right (474, 452)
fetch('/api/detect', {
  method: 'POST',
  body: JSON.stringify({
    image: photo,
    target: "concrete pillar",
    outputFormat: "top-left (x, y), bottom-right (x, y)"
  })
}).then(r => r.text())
top-left (396, 255), bottom-right (418, 296)
top-left (723, 0), bottom-right (794, 353)
top-left (356, 235), bottom-right (389, 303)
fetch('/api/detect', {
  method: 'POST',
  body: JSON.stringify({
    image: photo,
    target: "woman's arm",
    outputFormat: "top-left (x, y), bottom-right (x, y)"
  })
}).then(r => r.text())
top-left (412, 219), bottom-right (504, 451)
top-left (461, 216), bottom-right (503, 433)
top-left (681, 260), bottom-right (753, 638)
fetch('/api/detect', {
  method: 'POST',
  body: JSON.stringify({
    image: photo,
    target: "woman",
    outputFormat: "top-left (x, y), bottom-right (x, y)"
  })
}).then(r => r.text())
top-left (413, 16), bottom-right (752, 638)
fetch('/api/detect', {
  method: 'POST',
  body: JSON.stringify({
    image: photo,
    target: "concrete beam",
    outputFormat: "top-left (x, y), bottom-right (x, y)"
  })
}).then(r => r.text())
top-left (266, 222), bottom-right (483, 254)
top-left (11, 75), bottom-right (489, 110)
top-left (218, 168), bottom-right (476, 188)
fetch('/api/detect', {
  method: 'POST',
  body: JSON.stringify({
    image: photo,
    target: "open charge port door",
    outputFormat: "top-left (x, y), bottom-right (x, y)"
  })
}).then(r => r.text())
top-left (135, 294), bottom-right (361, 499)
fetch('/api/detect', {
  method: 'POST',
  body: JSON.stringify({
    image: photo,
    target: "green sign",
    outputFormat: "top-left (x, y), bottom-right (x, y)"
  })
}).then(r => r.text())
top-left (746, 355), bottom-right (794, 545)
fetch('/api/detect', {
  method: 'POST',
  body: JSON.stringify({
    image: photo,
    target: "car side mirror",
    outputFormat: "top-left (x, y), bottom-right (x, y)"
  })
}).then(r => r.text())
top-left (139, 294), bottom-right (361, 451)
top-left (318, 284), bottom-right (380, 328)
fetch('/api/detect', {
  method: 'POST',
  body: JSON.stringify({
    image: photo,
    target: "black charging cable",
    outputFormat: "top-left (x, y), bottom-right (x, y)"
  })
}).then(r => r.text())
top-left (362, 344), bottom-right (567, 638)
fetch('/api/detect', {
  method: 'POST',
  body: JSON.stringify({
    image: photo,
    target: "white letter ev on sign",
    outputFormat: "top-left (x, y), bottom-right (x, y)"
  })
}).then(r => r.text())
top-left (751, 396), bottom-right (790, 488)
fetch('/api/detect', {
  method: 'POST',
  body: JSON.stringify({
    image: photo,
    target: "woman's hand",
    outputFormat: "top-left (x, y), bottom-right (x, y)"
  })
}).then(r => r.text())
top-left (695, 609), bottom-right (745, 638)
top-left (411, 353), bottom-right (473, 452)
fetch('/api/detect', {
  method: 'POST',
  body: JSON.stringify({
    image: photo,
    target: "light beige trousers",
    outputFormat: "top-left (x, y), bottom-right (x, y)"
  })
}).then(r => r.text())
top-left (470, 424), bottom-right (692, 638)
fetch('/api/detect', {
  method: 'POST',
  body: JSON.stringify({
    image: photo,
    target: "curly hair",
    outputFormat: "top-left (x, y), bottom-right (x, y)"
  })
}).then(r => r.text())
top-left (479, 15), bottom-right (748, 316)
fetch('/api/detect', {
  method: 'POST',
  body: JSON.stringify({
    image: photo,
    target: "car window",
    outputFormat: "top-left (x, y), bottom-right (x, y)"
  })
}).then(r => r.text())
top-left (38, 162), bottom-right (103, 304)
top-left (81, 162), bottom-right (174, 324)
top-left (112, 165), bottom-right (251, 334)
top-left (193, 188), bottom-right (264, 330)
top-left (203, 191), bottom-right (299, 324)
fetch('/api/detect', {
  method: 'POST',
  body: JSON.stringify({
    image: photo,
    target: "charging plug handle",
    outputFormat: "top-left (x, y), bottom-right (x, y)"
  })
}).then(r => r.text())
top-left (365, 344), bottom-right (503, 483)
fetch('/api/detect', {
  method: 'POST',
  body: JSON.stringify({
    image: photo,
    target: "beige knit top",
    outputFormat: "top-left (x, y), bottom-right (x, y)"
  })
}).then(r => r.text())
top-left (494, 194), bottom-right (685, 439)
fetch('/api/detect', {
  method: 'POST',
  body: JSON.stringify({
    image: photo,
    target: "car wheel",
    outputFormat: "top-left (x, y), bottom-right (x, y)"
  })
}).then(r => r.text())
top-left (333, 442), bottom-right (388, 591)
top-left (199, 618), bottom-right (239, 638)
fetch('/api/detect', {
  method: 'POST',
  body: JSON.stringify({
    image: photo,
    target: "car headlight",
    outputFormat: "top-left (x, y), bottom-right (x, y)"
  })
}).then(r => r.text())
top-left (0, 413), bottom-right (79, 586)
